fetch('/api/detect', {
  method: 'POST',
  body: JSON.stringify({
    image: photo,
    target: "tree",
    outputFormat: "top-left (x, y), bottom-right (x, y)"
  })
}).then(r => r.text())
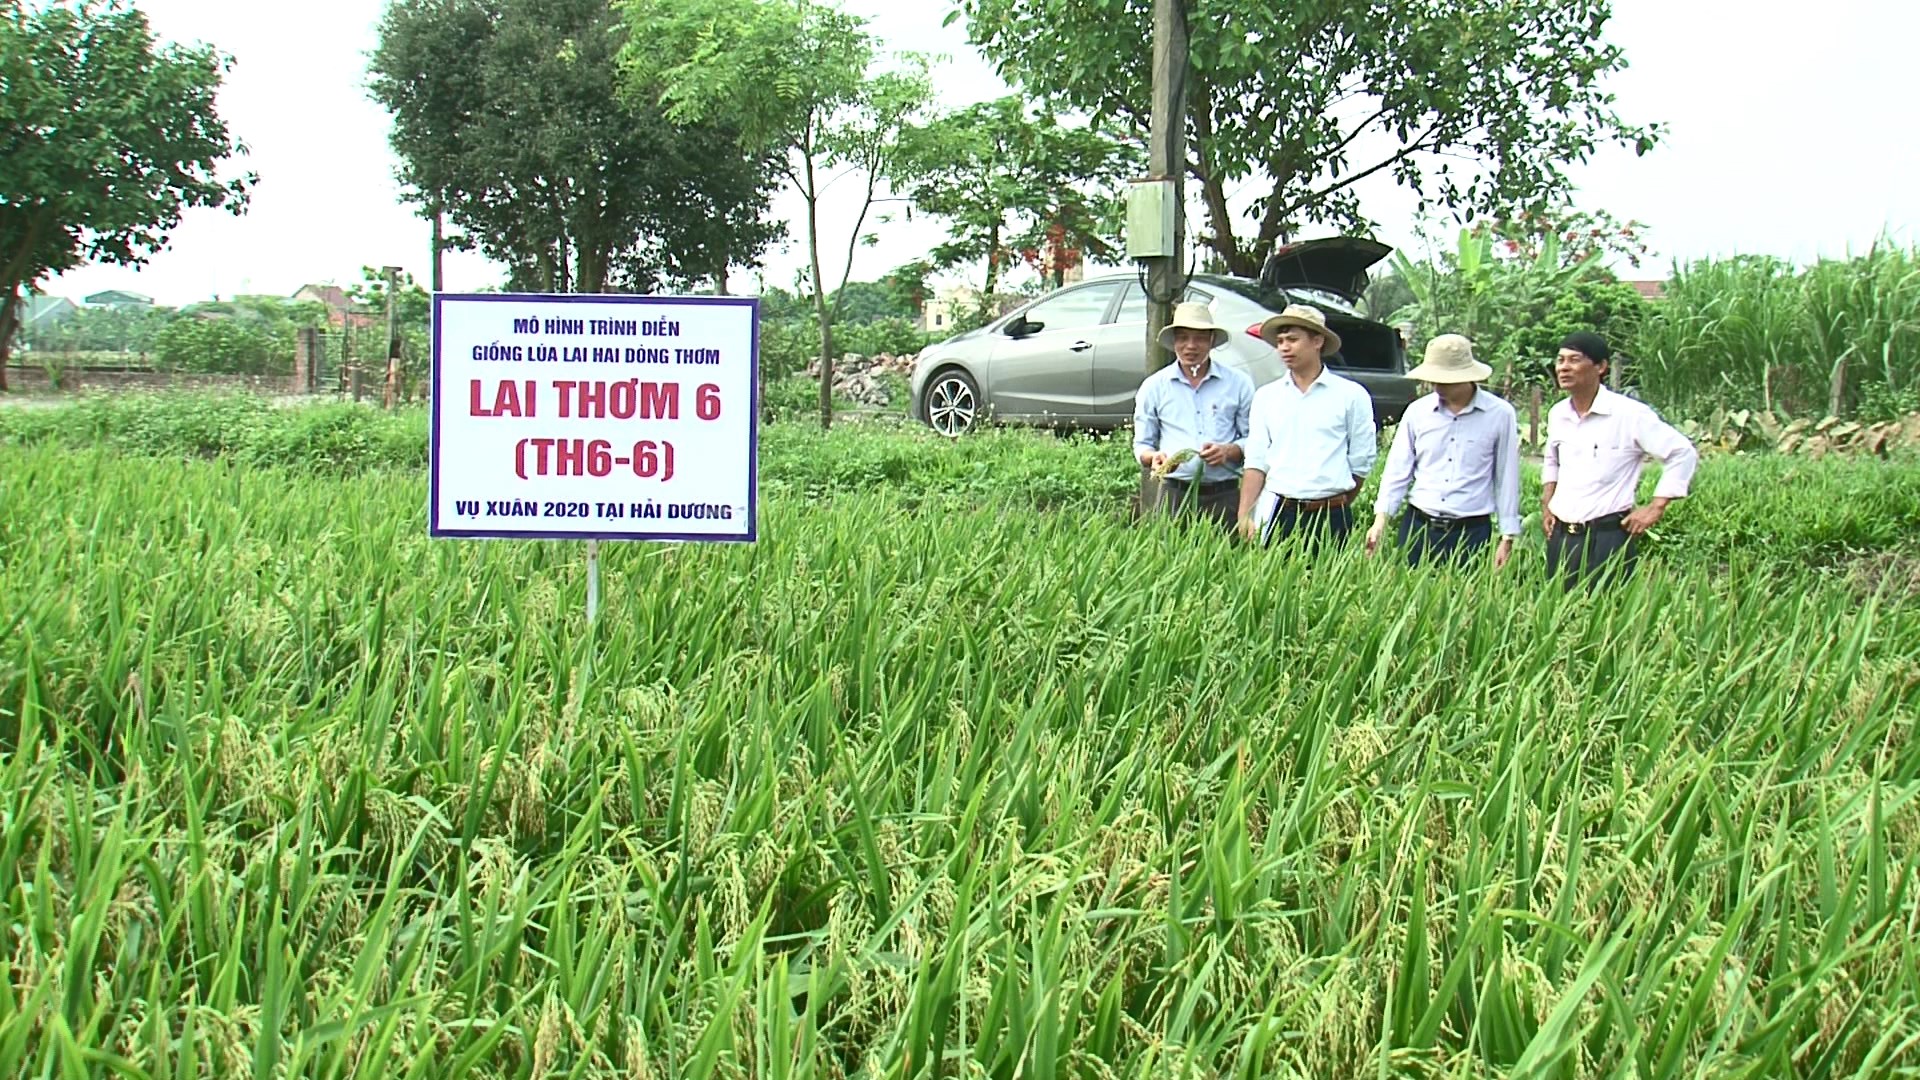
top-left (621, 0), bottom-right (932, 429)
top-left (896, 96), bottom-right (1141, 306)
top-left (829, 280), bottom-right (913, 324)
top-left (368, 0), bottom-right (782, 295)
top-left (877, 260), bottom-right (933, 319)
top-left (1387, 223), bottom-right (1657, 389)
top-left (955, 0), bottom-right (1662, 278)
top-left (30, 302), bottom-right (175, 355)
top-left (0, 0), bottom-right (253, 390)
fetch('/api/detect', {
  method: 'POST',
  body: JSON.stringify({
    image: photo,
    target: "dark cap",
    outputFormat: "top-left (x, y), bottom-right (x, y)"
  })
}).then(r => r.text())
top-left (1559, 331), bottom-right (1610, 363)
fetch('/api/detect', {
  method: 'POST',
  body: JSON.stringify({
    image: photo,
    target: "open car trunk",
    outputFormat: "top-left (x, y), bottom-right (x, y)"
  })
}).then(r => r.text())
top-left (1259, 237), bottom-right (1393, 302)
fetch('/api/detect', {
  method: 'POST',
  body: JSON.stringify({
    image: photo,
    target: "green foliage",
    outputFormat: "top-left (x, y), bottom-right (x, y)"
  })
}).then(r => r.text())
top-left (622, 0), bottom-right (931, 426)
top-left (620, 0), bottom-right (869, 158)
top-left (135, 294), bottom-right (330, 374)
top-left (759, 372), bottom-right (826, 421)
top-left (956, 0), bottom-right (1662, 277)
top-left (1509, 276), bottom-right (1653, 383)
top-left (1392, 224), bottom-right (1641, 385)
top-left (0, 0), bottom-right (252, 381)
top-left (833, 316), bottom-right (927, 359)
top-left (0, 393), bottom-right (424, 470)
top-left (19, 302), bottom-right (176, 354)
top-left (877, 259), bottom-right (934, 317)
top-left (9, 395), bottom-right (1920, 564)
top-left (1633, 244), bottom-right (1920, 416)
top-left (760, 311), bottom-right (929, 379)
top-left (896, 95), bottom-right (1142, 294)
top-left (369, 0), bottom-right (780, 292)
top-left (342, 266), bottom-right (431, 371)
top-left (152, 317), bottom-right (280, 375)
top-left (827, 280), bottom-right (915, 324)
top-left (760, 314), bottom-right (823, 378)
top-left (753, 284), bottom-right (808, 321)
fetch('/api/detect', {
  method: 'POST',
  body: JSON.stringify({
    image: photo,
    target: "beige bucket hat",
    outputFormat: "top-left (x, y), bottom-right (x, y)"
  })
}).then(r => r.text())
top-left (1156, 300), bottom-right (1229, 351)
top-left (1405, 333), bottom-right (1493, 384)
top-left (1258, 304), bottom-right (1342, 355)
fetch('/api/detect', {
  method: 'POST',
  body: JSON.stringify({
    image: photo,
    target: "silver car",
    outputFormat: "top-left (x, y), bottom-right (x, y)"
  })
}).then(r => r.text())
top-left (910, 238), bottom-right (1420, 436)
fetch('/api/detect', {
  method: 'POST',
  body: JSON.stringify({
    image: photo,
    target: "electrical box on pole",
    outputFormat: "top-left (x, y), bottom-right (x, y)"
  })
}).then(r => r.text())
top-left (1126, 179), bottom-right (1179, 259)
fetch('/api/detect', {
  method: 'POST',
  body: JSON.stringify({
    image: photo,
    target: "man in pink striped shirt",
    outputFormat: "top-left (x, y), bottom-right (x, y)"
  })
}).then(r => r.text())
top-left (1540, 332), bottom-right (1699, 586)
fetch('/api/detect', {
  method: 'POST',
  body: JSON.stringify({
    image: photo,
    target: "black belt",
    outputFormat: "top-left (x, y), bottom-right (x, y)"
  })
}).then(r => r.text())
top-left (1561, 511), bottom-right (1627, 535)
top-left (1160, 475), bottom-right (1239, 492)
top-left (1276, 489), bottom-right (1357, 512)
top-left (1411, 506), bottom-right (1490, 530)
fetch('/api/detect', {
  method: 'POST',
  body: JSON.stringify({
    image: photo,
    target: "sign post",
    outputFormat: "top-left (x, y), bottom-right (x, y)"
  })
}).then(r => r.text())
top-left (429, 292), bottom-right (759, 625)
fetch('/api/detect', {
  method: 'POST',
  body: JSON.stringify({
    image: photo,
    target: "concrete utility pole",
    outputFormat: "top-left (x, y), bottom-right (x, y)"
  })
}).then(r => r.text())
top-left (1144, 0), bottom-right (1189, 372)
top-left (382, 265), bottom-right (400, 409)
top-left (430, 210), bottom-right (445, 293)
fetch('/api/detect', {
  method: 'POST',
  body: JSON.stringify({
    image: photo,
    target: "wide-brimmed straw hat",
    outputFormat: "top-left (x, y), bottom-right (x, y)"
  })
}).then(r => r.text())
top-left (1258, 304), bottom-right (1342, 355)
top-left (1405, 333), bottom-right (1493, 384)
top-left (1156, 300), bottom-right (1229, 351)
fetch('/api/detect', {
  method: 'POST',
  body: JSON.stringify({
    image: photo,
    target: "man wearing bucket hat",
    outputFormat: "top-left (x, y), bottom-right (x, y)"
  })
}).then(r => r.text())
top-left (1541, 330), bottom-right (1699, 586)
top-left (1365, 334), bottom-right (1522, 566)
top-left (1132, 301), bottom-right (1255, 530)
top-left (1235, 304), bottom-right (1377, 546)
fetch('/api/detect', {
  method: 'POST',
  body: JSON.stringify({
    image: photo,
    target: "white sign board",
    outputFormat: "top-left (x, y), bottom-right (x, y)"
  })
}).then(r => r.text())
top-left (429, 292), bottom-right (758, 542)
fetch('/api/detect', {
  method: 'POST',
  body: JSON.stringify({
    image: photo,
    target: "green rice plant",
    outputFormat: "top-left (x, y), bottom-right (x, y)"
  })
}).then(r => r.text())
top-left (2, 431), bottom-right (1918, 1076)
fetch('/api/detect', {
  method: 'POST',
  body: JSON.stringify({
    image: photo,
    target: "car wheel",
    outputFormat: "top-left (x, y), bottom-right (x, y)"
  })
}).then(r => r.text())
top-left (922, 368), bottom-right (980, 436)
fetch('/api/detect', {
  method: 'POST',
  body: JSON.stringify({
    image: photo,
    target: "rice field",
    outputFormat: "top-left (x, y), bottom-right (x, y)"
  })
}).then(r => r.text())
top-left (3, 407), bottom-right (1920, 1077)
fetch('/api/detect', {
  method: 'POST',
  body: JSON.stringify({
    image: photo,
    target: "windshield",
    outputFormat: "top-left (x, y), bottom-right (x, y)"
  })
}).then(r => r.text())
top-left (1201, 277), bottom-right (1364, 317)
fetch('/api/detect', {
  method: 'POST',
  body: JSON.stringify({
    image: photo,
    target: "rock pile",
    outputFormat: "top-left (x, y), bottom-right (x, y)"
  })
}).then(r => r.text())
top-left (803, 352), bottom-right (920, 408)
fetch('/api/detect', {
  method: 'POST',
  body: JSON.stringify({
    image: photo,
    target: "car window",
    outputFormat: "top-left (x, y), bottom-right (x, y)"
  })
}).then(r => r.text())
top-left (1113, 282), bottom-right (1213, 326)
top-left (1204, 276), bottom-right (1363, 318)
top-left (1018, 282), bottom-right (1124, 333)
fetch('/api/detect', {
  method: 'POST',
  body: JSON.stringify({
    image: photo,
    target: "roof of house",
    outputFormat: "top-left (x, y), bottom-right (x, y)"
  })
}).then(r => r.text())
top-left (1626, 279), bottom-right (1666, 300)
top-left (294, 284), bottom-right (352, 311)
top-left (84, 289), bottom-right (154, 306)
top-left (21, 295), bottom-right (77, 326)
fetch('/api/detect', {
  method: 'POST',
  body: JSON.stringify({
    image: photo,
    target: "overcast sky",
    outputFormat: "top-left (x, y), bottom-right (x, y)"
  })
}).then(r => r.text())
top-left (37, 0), bottom-right (1920, 307)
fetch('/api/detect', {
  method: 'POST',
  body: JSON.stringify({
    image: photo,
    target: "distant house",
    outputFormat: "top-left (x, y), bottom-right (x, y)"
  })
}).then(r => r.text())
top-left (1625, 279), bottom-right (1666, 301)
top-left (23, 295), bottom-right (78, 329)
top-left (292, 283), bottom-right (377, 330)
top-left (12, 295), bottom-right (78, 350)
top-left (83, 289), bottom-right (154, 309)
top-left (918, 285), bottom-right (1026, 334)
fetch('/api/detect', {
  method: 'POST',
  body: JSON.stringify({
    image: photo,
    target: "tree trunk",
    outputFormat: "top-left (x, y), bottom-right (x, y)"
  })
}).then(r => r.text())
top-left (430, 210), bottom-right (445, 292)
top-left (803, 160), bottom-right (834, 432)
top-left (982, 223), bottom-right (1001, 319)
top-left (575, 239), bottom-right (608, 295)
top-left (1191, 93), bottom-right (1245, 277)
top-left (0, 283), bottom-right (17, 392)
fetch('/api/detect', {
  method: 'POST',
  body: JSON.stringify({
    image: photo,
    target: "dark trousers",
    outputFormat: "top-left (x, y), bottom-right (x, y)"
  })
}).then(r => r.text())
top-left (1260, 500), bottom-right (1354, 548)
top-left (1398, 508), bottom-right (1494, 566)
top-left (1546, 512), bottom-right (1639, 588)
top-left (1138, 472), bottom-right (1241, 532)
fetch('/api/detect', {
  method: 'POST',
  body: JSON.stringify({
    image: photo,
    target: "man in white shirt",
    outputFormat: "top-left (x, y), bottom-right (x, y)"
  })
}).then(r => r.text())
top-left (1541, 331), bottom-right (1699, 586)
top-left (1235, 304), bottom-right (1377, 547)
top-left (1365, 334), bottom-right (1522, 566)
top-left (1132, 301), bottom-right (1254, 531)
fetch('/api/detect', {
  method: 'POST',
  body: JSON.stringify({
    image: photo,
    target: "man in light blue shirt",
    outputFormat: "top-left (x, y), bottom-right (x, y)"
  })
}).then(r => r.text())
top-left (1365, 334), bottom-right (1523, 567)
top-left (1133, 301), bottom-right (1254, 531)
top-left (1236, 304), bottom-right (1376, 547)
